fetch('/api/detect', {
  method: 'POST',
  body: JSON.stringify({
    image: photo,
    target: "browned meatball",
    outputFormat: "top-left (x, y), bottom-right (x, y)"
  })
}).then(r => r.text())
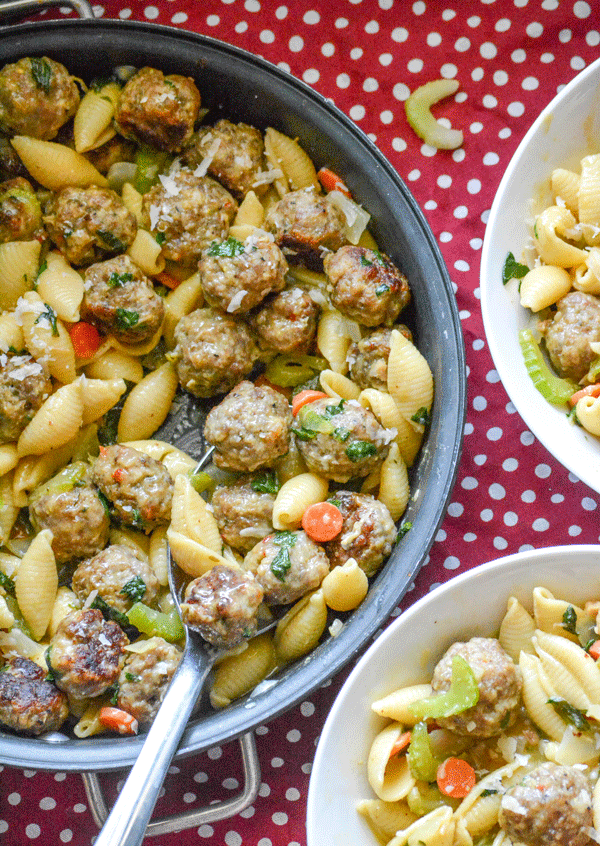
top-left (0, 135), bottom-right (27, 180)
top-left (348, 325), bottom-right (411, 391)
top-left (172, 307), bottom-right (259, 398)
top-left (29, 461), bottom-right (110, 565)
top-left (499, 763), bottom-right (593, 846)
top-left (0, 352), bottom-right (52, 444)
top-left (264, 187), bottom-right (348, 268)
top-left (84, 135), bottom-right (136, 175)
top-left (181, 564), bottom-right (264, 648)
top-left (325, 491), bottom-right (396, 577)
top-left (249, 287), bottom-right (319, 355)
top-left (44, 185), bottom-right (137, 267)
top-left (294, 397), bottom-right (391, 482)
top-left (0, 656), bottom-right (69, 736)
top-left (431, 637), bottom-right (522, 738)
top-left (211, 477), bottom-right (276, 554)
top-left (183, 119), bottom-right (267, 199)
top-left (0, 56), bottom-right (79, 140)
top-left (204, 380), bottom-right (292, 472)
top-left (92, 444), bottom-right (173, 532)
top-left (243, 529), bottom-right (329, 605)
top-left (142, 169), bottom-right (237, 266)
top-left (72, 544), bottom-right (160, 613)
top-left (0, 177), bottom-right (41, 243)
top-left (114, 67), bottom-right (201, 153)
top-left (82, 254), bottom-right (164, 344)
top-left (48, 608), bottom-right (128, 699)
top-left (199, 233), bottom-right (288, 314)
top-left (325, 246), bottom-right (411, 327)
top-left (116, 637), bottom-right (181, 727)
top-left (539, 291), bottom-right (600, 381)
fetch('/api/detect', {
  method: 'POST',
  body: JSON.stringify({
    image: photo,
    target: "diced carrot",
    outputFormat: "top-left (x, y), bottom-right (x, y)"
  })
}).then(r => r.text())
top-left (153, 270), bottom-right (182, 290)
top-left (589, 640), bottom-right (600, 661)
top-left (254, 373), bottom-right (293, 399)
top-left (317, 167), bottom-right (352, 199)
top-left (436, 757), bottom-right (476, 798)
top-left (291, 389), bottom-right (328, 416)
top-left (569, 383), bottom-right (600, 407)
top-left (301, 501), bottom-right (344, 542)
top-left (68, 321), bottom-right (102, 359)
top-left (389, 730), bottom-right (412, 757)
top-left (112, 468), bottom-right (126, 483)
top-left (99, 706), bottom-right (139, 736)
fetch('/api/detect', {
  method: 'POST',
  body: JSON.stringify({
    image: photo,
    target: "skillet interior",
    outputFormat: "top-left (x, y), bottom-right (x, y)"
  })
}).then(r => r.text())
top-left (0, 19), bottom-right (466, 771)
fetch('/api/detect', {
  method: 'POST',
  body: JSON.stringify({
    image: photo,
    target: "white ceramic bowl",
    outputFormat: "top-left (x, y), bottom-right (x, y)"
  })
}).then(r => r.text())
top-left (306, 544), bottom-right (600, 846)
top-left (480, 58), bottom-right (600, 493)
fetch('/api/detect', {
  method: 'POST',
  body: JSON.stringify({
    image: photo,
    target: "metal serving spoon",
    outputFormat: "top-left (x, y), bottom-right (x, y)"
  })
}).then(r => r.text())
top-left (93, 448), bottom-right (272, 846)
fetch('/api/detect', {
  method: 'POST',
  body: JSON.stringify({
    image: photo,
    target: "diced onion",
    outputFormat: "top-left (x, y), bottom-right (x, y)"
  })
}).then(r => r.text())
top-left (325, 190), bottom-right (370, 244)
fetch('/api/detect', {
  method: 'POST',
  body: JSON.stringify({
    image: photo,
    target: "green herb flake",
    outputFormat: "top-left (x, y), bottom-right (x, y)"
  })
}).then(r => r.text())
top-left (116, 308), bottom-right (140, 331)
top-left (548, 697), bottom-right (591, 732)
top-left (562, 605), bottom-right (578, 637)
top-left (107, 271), bottom-right (133, 288)
top-left (34, 304), bottom-right (59, 337)
top-left (375, 282), bottom-right (390, 297)
top-left (345, 441), bottom-right (378, 462)
top-left (91, 594), bottom-right (131, 628)
top-left (502, 252), bottom-right (530, 285)
top-left (397, 521), bottom-right (412, 539)
top-left (327, 498), bottom-right (342, 509)
top-left (207, 237), bottom-right (245, 258)
top-left (29, 57), bottom-right (52, 94)
top-left (481, 788), bottom-right (498, 797)
top-left (120, 575), bottom-right (146, 604)
top-left (333, 426), bottom-right (350, 442)
top-left (155, 231), bottom-right (167, 246)
top-left (125, 672), bottom-right (141, 683)
top-left (411, 407), bottom-right (431, 427)
top-left (109, 682), bottom-right (119, 705)
top-left (0, 572), bottom-right (15, 595)
top-left (97, 490), bottom-right (112, 519)
top-left (251, 470), bottom-right (280, 495)
top-left (360, 255), bottom-right (373, 267)
top-left (270, 531), bottom-right (297, 581)
top-left (97, 229), bottom-right (126, 252)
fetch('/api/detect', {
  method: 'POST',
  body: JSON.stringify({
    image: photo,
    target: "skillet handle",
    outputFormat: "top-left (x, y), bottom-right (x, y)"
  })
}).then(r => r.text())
top-left (81, 732), bottom-right (262, 837)
top-left (0, 0), bottom-right (94, 21)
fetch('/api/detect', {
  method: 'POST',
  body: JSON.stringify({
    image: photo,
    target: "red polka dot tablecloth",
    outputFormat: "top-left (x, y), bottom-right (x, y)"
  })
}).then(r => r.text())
top-left (1, 0), bottom-right (600, 843)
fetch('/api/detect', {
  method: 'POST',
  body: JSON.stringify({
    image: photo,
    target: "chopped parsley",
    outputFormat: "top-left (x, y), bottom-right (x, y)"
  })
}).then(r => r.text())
top-left (397, 521), bottom-right (412, 540)
top-left (120, 576), bottom-right (147, 603)
top-left (116, 308), bottom-right (140, 330)
top-left (327, 497), bottom-right (342, 509)
top-left (109, 682), bottom-right (119, 705)
top-left (251, 470), bottom-right (280, 495)
top-left (207, 237), bottom-right (245, 258)
top-left (34, 303), bottom-right (59, 336)
top-left (411, 407), bottom-right (431, 427)
top-left (360, 255), bottom-right (373, 267)
top-left (34, 259), bottom-right (48, 288)
top-left (548, 697), bottom-right (590, 732)
top-left (345, 441), bottom-right (378, 462)
top-left (480, 788), bottom-right (498, 797)
top-left (125, 672), bottom-right (141, 683)
top-left (332, 426), bottom-right (350, 442)
top-left (96, 229), bottom-right (126, 252)
top-left (107, 270), bottom-right (133, 288)
top-left (155, 231), bottom-right (167, 246)
top-left (562, 605), bottom-right (578, 637)
top-left (91, 594), bottom-right (131, 629)
top-left (98, 406), bottom-right (121, 445)
top-left (29, 57), bottom-right (52, 94)
top-left (45, 647), bottom-right (60, 682)
top-left (502, 252), bottom-right (529, 285)
top-left (375, 282), bottom-right (390, 297)
top-left (0, 572), bottom-right (15, 595)
top-left (97, 490), bottom-right (112, 519)
top-left (270, 531), bottom-right (297, 581)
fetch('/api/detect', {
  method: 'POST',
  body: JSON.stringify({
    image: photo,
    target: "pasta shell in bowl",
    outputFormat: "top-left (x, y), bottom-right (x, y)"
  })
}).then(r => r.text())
top-left (480, 55), bottom-right (600, 493)
top-left (307, 545), bottom-right (600, 846)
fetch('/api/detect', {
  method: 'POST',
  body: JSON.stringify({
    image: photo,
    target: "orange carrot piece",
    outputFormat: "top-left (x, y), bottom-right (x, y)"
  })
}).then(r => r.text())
top-left (68, 321), bottom-right (101, 359)
top-left (589, 641), bottom-right (600, 661)
top-left (569, 383), bottom-right (600, 407)
top-left (154, 270), bottom-right (182, 290)
top-left (291, 389), bottom-right (328, 416)
top-left (99, 706), bottom-right (139, 736)
top-left (389, 730), bottom-right (412, 757)
top-left (317, 167), bottom-right (352, 199)
top-left (254, 373), bottom-right (293, 399)
top-left (436, 757), bottom-right (476, 798)
top-left (301, 501), bottom-right (344, 542)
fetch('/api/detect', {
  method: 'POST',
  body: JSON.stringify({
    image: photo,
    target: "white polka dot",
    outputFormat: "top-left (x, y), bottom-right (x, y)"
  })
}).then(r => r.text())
top-left (303, 10), bottom-right (320, 23)
top-left (336, 73), bottom-right (350, 89)
top-left (466, 179), bottom-right (482, 195)
top-left (483, 152), bottom-right (500, 166)
top-left (198, 825), bottom-right (214, 837)
top-left (464, 422), bottom-right (474, 435)
top-left (464, 532), bottom-right (477, 542)
top-left (321, 43), bottom-right (335, 57)
top-left (504, 511), bottom-right (518, 526)
top-left (350, 47), bottom-right (363, 60)
top-left (442, 9), bottom-right (456, 20)
top-left (224, 832), bottom-right (242, 846)
top-left (427, 32), bottom-right (442, 47)
top-left (440, 231), bottom-right (453, 243)
top-left (408, 58), bottom-right (424, 73)
top-left (480, 41), bottom-right (497, 59)
top-left (118, 8), bottom-right (131, 18)
top-left (472, 67), bottom-right (484, 82)
top-left (507, 101), bottom-right (525, 117)
top-left (489, 483), bottom-right (506, 500)
top-left (26, 825), bottom-right (41, 839)
top-left (569, 525), bottom-right (583, 537)
top-left (39, 797), bottom-right (56, 810)
top-left (437, 174), bottom-right (452, 188)
top-left (467, 16), bottom-right (481, 27)
top-left (335, 17), bottom-right (349, 28)
top-left (245, 0), bottom-right (260, 10)
top-left (511, 49), bottom-right (526, 63)
top-left (522, 76), bottom-right (539, 91)
top-left (483, 94), bottom-right (498, 108)
top-left (551, 493), bottom-right (565, 503)
top-left (193, 771), bottom-right (208, 783)
top-left (392, 82), bottom-right (410, 101)
top-left (275, 6), bottom-right (288, 19)
top-left (459, 308), bottom-right (471, 318)
top-left (499, 127), bottom-right (512, 139)
top-left (586, 32), bottom-right (600, 47)
top-left (272, 811), bottom-right (289, 825)
top-left (526, 22), bottom-right (544, 37)
top-left (520, 431), bottom-right (535, 445)
top-left (447, 502), bottom-right (464, 517)
top-left (260, 29), bottom-right (275, 43)
top-left (286, 788), bottom-right (301, 800)
top-left (240, 806), bottom-right (255, 819)
top-left (303, 69), bottom-right (320, 84)
top-left (461, 476), bottom-right (478, 490)
top-left (474, 454), bottom-right (487, 465)
top-left (235, 21), bottom-right (248, 33)
top-left (502, 458), bottom-right (519, 472)
top-left (208, 746), bottom-right (223, 760)
top-left (206, 14), bottom-right (219, 25)
top-left (143, 6), bottom-right (159, 19)
top-left (532, 518), bottom-right (550, 532)
top-left (259, 783), bottom-right (271, 797)
top-left (363, 77), bottom-right (379, 92)
top-left (379, 53), bottom-right (393, 66)
top-left (407, 169), bottom-right (421, 181)
top-left (571, 56), bottom-right (586, 71)
top-left (391, 26), bottom-right (409, 42)
top-left (471, 238), bottom-right (483, 250)
top-left (455, 37), bottom-right (471, 52)
top-left (413, 1), bottom-right (426, 14)
top-left (495, 18), bottom-right (511, 32)
top-left (289, 36), bottom-right (304, 51)
top-left (183, 792), bottom-right (196, 803)
top-left (493, 70), bottom-right (509, 86)
top-left (443, 556), bottom-right (461, 570)
top-left (365, 19), bottom-right (380, 33)
top-left (469, 122), bottom-right (484, 135)
top-left (480, 508), bottom-right (494, 522)
top-left (574, 1), bottom-right (591, 17)
top-left (521, 490), bottom-right (536, 503)
top-left (59, 832), bottom-right (73, 843)
top-left (494, 536), bottom-right (508, 550)
top-left (473, 395), bottom-right (487, 411)
top-left (271, 756), bottom-right (284, 767)
top-left (582, 497), bottom-right (597, 511)
top-left (392, 137), bottom-right (408, 152)
top-left (436, 528), bottom-right (447, 542)
top-left (171, 12), bottom-right (188, 23)
top-left (441, 63), bottom-right (459, 79)
top-left (287, 729), bottom-right (301, 742)
top-left (8, 794), bottom-right (21, 806)
top-left (300, 701), bottom-right (315, 716)
top-left (487, 427), bottom-right (503, 441)
top-left (349, 105), bottom-right (366, 120)
top-left (541, 52), bottom-right (555, 62)
top-left (535, 464), bottom-right (552, 479)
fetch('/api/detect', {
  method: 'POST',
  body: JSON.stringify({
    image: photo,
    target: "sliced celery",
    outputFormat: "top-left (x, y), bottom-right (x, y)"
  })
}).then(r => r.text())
top-left (407, 721), bottom-right (442, 782)
top-left (127, 602), bottom-right (184, 642)
top-left (518, 329), bottom-right (577, 405)
top-left (409, 655), bottom-right (479, 720)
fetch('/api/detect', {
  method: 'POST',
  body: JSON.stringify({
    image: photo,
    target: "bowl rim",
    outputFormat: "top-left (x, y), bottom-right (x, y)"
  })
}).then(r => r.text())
top-left (0, 18), bottom-right (466, 772)
top-left (306, 542), bottom-right (600, 845)
top-left (480, 55), bottom-right (600, 493)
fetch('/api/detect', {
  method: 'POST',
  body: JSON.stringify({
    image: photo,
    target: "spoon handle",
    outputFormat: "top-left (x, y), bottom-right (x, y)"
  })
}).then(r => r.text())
top-left (93, 637), bottom-right (211, 846)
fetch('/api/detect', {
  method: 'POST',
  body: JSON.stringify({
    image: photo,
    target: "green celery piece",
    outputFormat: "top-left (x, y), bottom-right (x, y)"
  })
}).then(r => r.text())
top-left (409, 655), bottom-right (479, 720)
top-left (407, 783), bottom-right (448, 816)
top-left (127, 602), bottom-right (184, 642)
top-left (407, 721), bottom-right (442, 782)
top-left (519, 329), bottom-right (577, 405)
top-left (298, 407), bottom-right (334, 435)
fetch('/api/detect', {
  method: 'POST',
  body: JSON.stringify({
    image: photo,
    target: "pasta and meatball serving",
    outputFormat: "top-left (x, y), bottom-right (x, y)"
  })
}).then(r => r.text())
top-left (0, 55), bottom-right (433, 738)
top-left (359, 587), bottom-right (600, 846)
